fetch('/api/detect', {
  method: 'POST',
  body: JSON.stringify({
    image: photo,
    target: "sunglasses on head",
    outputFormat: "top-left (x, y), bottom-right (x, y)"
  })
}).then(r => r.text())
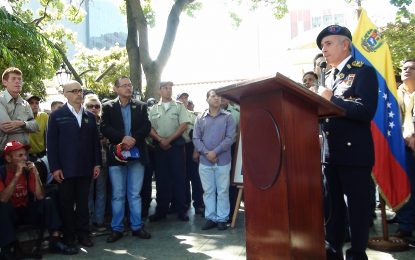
top-left (86, 104), bottom-right (101, 109)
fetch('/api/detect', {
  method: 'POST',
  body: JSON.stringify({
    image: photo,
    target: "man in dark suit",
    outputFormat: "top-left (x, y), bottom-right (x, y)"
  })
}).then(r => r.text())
top-left (47, 80), bottom-right (101, 251)
top-left (315, 25), bottom-right (379, 260)
top-left (101, 76), bottom-right (151, 243)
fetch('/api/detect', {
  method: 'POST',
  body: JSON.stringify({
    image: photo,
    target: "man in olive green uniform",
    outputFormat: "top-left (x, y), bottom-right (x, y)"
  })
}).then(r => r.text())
top-left (220, 97), bottom-right (240, 220)
top-left (177, 93), bottom-right (204, 214)
top-left (148, 82), bottom-right (190, 221)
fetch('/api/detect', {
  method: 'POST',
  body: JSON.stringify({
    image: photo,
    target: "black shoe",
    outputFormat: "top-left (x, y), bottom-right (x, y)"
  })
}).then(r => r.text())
top-left (106, 231), bottom-right (123, 243)
top-left (78, 236), bottom-right (94, 247)
top-left (149, 213), bottom-right (167, 222)
top-left (217, 222), bottom-right (228, 230)
top-left (178, 213), bottom-right (189, 221)
top-left (49, 240), bottom-right (78, 255)
top-left (201, 220), bottom-right (217, 230)
top-left (132, 227), bottom-right (151, 239)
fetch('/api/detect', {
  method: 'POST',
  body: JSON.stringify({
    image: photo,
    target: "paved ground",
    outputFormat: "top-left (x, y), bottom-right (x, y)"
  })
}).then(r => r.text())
top-left (17, 195), bottom-right (415, 259)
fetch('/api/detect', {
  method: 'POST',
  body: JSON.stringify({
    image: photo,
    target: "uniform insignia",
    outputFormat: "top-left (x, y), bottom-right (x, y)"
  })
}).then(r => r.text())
top-left (132, 105), bottom-right (136, 109)
top-left (339, 73), bottom-right (345, 80)
top-left (344, 74), bottom-right (355, 86)
top-left (347, 64), bottom-right (352, 69)
top-left (84, 118), bottom-right (89, 124)
top-left (361, 28), bottom-right (384, 53)
top-left (352, 61), bottom-right (364, 67)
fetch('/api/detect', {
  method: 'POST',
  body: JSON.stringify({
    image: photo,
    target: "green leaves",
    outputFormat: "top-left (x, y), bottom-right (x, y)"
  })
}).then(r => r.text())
top-left (0, 7), bottom-right (61, 99)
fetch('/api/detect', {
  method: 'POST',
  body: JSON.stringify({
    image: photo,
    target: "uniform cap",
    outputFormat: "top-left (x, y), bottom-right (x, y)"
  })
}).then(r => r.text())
top-left (3, 140), bottom-right (30, 157)
top-left (160, 81), bottom-right (173, 88)
top-left (316, 25), bottom-right (352, 50)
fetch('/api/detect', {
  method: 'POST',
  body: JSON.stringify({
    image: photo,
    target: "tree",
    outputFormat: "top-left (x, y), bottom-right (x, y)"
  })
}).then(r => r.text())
top-left (381, 0), bottom-right (415, 72)
top-left (125, 0), bottom-right (288, 100)
top-left (0, 0), bottom-right (85, 98)
top-left (72, 45), bottom-right (130, 99)
top-left (0, 7), bottom-right (60, 98)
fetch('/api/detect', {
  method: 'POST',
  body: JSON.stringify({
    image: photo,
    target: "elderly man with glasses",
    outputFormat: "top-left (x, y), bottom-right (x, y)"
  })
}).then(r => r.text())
top-left (47, 80), bottom-right (102, 252)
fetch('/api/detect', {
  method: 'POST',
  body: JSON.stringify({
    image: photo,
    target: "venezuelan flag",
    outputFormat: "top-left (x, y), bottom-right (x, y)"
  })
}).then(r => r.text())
top-left (352, 9), bottom-right (410, 210)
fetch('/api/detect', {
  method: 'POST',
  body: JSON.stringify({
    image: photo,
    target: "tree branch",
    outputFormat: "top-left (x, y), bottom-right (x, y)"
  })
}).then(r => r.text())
top-left (54, 44), bottom-right (83, 85)
top-left (32, 0), bottom-right (52, 26)
top-left (157, 0), bottom-right (189, 71)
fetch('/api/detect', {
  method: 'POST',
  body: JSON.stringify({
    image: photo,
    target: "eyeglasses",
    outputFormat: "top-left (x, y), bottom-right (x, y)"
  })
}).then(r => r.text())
top-left (86, 104), bottom-right (101, 109)
top-left (118, 83), bottom-right (133, 88)
top-left (66, 89), bottom-right (83, 94)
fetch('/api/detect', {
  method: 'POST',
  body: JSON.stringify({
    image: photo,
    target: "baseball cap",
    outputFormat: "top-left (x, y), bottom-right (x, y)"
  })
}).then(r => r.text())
top-left (25, 94), bottom-right (41, 102)
top-left (316, 25), bottom-right (352, 50)
top-left (176, 92), bottom-right (189, 100)
top-left (3, 140), bottom-right (30, 157)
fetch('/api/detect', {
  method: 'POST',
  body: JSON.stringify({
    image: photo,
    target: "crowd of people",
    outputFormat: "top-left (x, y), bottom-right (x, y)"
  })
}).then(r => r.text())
top-left (1, 23), bottom-right (415, 260)
top-left (0, 68), bottom-right (240, 258)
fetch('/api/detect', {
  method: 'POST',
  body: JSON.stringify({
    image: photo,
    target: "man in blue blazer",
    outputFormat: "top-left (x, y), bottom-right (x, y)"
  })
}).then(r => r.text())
top-left (316, 25), bottom-right (379, 260)
top-left (101, 76), bottom-right (151, 243)
top-left (47, 81), bottom-right (101, 252)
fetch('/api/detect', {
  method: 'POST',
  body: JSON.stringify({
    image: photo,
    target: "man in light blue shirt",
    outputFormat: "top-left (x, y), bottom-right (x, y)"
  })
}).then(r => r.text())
top-left (193, 89), bottom-right (235, 230)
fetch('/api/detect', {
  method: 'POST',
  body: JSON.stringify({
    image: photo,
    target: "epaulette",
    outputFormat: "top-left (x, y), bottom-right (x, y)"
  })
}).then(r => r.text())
top-left (351, 61), bottom-right (364, 67)
top-left (175, 100), bottom-right (183, 104)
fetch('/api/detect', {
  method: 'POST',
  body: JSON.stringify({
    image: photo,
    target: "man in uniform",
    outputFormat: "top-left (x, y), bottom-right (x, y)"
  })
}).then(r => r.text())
top-left (148, 81), bottom-right (190, 221)
top-left (177, 92), bottom-right (204, 215)
top-left (0, 67), bottom-right (39, 165)
top-left (315, 25), bottom-right (378, 259)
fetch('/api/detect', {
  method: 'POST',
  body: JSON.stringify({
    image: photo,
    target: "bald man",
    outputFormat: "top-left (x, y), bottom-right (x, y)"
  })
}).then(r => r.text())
top-left (47, 80), bottom-right (101, 252)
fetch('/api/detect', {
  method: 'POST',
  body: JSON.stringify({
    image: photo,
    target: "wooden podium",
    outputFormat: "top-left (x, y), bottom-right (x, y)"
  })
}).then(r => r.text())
top-left (216, 73), bottom-right (344, 260)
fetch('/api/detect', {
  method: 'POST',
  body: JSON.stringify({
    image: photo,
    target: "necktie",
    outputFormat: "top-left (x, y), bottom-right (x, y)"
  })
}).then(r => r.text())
top-left (333, 68), bottom-right (339, 81)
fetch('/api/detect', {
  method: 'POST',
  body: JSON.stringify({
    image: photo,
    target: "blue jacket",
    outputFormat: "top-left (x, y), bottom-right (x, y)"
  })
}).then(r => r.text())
top-left (47, 104), bottom-right (101, 178)
top-left (100, 98), bottom-right (151, 166)
top-left (321, 57), bottom-right (379, 167)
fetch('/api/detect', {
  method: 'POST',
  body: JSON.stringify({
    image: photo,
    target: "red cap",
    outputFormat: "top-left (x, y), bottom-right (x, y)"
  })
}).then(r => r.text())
top-left (3, 140), bottom-right (30, 157)
top-left (113, 143), bottom-right (127, 163)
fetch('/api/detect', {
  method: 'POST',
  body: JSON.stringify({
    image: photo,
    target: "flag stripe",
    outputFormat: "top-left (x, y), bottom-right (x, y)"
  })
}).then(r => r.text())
top-left (371, 122), bottom-right (410, 209)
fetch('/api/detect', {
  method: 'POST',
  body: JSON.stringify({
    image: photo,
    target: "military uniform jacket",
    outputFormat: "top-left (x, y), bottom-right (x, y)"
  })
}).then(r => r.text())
top-left (101, 98), bottom-right (151, 166)
top-left (148, 100), bottom-right (190, 146)
top-left (321, 57), bottom-right (378, 167)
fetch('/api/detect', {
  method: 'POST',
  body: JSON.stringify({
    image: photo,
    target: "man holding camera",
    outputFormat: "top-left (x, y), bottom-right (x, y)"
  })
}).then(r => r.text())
top-left (0, 140), bottom-right (76, 259)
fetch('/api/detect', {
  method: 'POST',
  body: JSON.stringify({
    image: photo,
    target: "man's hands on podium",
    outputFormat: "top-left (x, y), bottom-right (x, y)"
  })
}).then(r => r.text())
top-left (309, 86), bottom-right (333, 101)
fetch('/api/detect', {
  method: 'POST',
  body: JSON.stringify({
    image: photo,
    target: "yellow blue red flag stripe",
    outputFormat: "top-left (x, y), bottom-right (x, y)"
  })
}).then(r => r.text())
top-left (352, 9), bottom-right (410, 210)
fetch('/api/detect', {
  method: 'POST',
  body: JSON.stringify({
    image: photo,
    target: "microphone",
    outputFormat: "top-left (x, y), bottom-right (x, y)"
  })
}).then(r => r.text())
top-left (319, 61), bottom-right (327, 92)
